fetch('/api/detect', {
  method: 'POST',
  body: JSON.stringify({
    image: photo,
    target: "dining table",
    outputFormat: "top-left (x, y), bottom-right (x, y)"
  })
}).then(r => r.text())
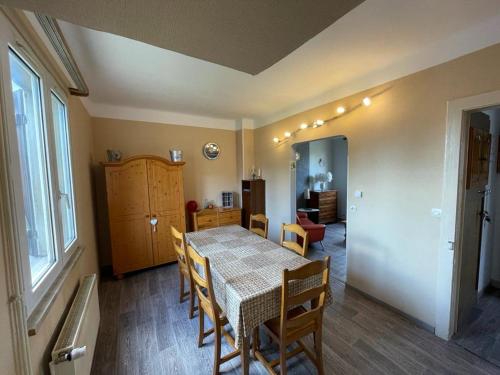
top-left (185, 224), bottom-right (332, 375)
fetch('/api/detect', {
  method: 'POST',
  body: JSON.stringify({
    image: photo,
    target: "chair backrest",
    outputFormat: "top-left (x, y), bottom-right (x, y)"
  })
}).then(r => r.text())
top-left (249, 214), bottom-right (269, 239)
top-left (171, 226), bottom-right (188, 271)
top-left (186, 245), bottom-right (218, 320)
top-left (280, 256), bottom-right (330, 341)
top-left (280, 223), bottom-right (309, 257)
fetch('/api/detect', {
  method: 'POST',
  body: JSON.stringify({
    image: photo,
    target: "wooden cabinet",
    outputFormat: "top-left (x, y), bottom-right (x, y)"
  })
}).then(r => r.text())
top-left (190, 208), bottom-right (241, 231)
top-left (242, 179), bottom-right (265, 229)
top-left (309, 190), bottom-right (337, 224)
top-left (104, 155), bottom-right (185, 276)
top-left (467, 124), bottom-right (491, 189)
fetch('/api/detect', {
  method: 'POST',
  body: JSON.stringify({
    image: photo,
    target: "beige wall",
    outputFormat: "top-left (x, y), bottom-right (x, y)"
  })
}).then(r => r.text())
top-left (242, 129), bottom-right (255, 180)
top-left (29, 97), bottom-right (99, 374)
top-left (91, 117), bottom-right (239, 265)
top-left (254, 42), bottom-right (500, 327)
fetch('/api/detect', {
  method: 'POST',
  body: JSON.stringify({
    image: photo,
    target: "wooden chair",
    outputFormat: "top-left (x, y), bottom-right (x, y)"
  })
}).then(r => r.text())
top-left (249, 213), bottom-right (269, 239)
top-left (253, 256), bottom-right (331, 375)
top-left (280, 223), bottom-right (309, 257)
top-left (186, 245), bottom-right (240, 375)
top-left (170, 226), bottom-right (196, 319)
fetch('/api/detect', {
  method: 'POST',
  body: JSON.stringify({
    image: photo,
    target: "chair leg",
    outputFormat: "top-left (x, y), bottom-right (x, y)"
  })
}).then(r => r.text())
top-left (188, 279), bottom-right (195, 319)
top-left (314, 329), bottom-right (324, 375)
top-left (198, 307), bottom-right (205, 348)
top-left (279, 342), bottom-right (287, 375)
top-left (319, 241), bottom-right (325, 251)
top-left (213, 325), bottom-right (222, 375)
top-left (252, 327), bottom-right (260, 358)
top-left (179, 270), bottom-right (185, 303)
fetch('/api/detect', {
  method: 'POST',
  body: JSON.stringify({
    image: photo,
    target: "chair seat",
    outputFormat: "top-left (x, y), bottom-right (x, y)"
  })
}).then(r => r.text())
top-left (264, 306), bottom-right (312, 337)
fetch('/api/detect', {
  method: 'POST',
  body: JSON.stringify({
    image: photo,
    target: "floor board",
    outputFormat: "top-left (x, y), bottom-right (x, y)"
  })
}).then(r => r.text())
top-left (454, 287), bottom-right (500, 368)
top-left (308, 223), bottom-right (346, 282)
top-left (91, 244), bottom-right (500, 374)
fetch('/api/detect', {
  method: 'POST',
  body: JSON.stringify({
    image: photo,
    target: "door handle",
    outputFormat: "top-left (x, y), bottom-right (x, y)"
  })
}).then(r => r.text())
top-left (479, 210), bottom-right (491, 223)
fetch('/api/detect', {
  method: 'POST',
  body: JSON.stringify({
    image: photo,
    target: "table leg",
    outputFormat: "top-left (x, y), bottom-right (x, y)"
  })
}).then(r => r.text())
top-left (241, 335), bottom-right (250, 375)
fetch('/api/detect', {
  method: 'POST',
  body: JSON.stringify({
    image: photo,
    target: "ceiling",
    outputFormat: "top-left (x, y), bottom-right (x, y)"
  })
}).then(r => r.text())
top-left (2, 0), bottom-right (365, 74)
top-left (11, 0), bottom-right (500, 128)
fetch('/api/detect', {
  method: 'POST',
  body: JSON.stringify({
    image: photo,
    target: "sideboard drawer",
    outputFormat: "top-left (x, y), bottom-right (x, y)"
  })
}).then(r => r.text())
top-left (219, 210), bottom-right (241, 226)
top-left (190, 208), bottom-right (242, 231)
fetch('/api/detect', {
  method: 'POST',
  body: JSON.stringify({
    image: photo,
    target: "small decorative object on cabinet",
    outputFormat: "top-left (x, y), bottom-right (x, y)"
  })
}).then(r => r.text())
top-left (309, 190), bottom-right (337, 224)
top-left (169, 149), bottom-right (183, 162)
top-left (241, 179), bottom-right (265, 229)
top-left (221, 191), bottom-right (234, 208)
top-left (190, 207), bottom-right (241, 231)
top-left (106, 149), bottom-right (122, 162)
top-left (103, 155), bottom-right (186, 277)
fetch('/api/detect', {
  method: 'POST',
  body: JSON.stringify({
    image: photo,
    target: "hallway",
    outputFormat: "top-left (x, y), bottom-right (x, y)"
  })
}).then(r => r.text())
top-left (308, 223), bottom-right (347, 282)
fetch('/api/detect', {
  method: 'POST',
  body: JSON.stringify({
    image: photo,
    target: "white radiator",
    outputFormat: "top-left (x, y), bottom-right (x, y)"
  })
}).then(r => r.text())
top-left (49, 274), bottom-right (100, 375)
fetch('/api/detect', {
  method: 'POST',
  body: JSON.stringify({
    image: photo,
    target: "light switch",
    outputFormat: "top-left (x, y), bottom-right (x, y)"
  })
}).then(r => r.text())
top-left (354, 190), bottom-right (363, 198)
top-left (431, 208), bottom-right (442, 218)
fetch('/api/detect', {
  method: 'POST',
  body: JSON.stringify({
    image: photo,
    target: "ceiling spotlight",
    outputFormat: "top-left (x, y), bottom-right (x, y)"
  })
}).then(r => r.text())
top-left (313, 124), bottom-right (318, 128)
top-left (300, 123), bottom-right (308, 129)
top-left (314, 119), bottom-right (324, 126)
top-left (336, 106), bottom-right (345, 114)
top-left (363, 97), bottom-right (371, 106)
top-left (284, 131), bottom-right (291, 138)
top-left (273, 137), bottom-right (279, 143)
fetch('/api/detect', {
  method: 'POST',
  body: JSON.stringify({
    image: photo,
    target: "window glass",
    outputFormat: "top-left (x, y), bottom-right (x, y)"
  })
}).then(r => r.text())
top-left (51, 93), bottom-right (76, 249)
top-left (9, 50), bottom-right (56, 286)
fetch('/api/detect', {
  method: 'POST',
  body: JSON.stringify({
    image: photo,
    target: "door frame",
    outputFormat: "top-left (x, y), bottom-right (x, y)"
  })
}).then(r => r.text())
top-left (289, 135), bottom-right (350, 276)
top-left (435, 89), bottom-right (500, 339)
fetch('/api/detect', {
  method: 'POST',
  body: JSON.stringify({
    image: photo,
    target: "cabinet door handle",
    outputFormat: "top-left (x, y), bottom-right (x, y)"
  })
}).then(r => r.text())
top-left (150, 217), bottom-right (158, 232)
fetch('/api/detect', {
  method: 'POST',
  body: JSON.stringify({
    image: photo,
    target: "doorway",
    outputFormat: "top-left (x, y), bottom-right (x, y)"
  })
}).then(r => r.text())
top-left (293, 136), bottom-right (348, 282)
top-left (452, 107), bottom-right (500, 367)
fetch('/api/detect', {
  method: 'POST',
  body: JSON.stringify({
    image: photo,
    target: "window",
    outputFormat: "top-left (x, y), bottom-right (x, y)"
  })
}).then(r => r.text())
top-left (51, 93), bottom-right (76, 249)
top-left (9, 50), bottom-right (57, 287)
top-left (6, 47), bottom-right (78, 313)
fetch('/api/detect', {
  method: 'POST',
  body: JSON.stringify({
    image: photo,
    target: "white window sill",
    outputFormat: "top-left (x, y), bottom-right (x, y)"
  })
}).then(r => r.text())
top-left (26, 245), bottom-right (85, 336)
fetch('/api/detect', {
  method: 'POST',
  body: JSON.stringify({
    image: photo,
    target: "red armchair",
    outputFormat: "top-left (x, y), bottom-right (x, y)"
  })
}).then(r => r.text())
top-left (296, 212), bottom-right (326, 251)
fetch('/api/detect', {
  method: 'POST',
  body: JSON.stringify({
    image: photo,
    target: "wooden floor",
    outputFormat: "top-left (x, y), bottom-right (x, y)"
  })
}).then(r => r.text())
top-left (309, 223), bottom-right (346, 282)
top-left (454, 287), bottom-right (500, 368)
top-left (91, 256), bottom-right (500, 374)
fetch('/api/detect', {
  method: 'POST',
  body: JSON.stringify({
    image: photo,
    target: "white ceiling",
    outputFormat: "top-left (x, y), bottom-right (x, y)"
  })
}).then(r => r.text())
top-left (36, 0), bottom-right (500, 128)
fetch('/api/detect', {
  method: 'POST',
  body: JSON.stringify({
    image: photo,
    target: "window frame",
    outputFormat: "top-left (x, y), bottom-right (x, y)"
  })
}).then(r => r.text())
top-left (50, 88), bottom-right (78, 253)
top-left (0, 29), bottom-right (79, 315)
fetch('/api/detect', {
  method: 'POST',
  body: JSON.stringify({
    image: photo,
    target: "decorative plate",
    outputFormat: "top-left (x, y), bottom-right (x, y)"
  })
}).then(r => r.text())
top-left (203, 142), bottom-right (220, 160)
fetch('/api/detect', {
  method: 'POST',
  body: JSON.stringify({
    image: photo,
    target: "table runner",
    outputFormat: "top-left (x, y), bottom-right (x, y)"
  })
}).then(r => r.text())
top-left (185, 225), bottom-right (331, 347)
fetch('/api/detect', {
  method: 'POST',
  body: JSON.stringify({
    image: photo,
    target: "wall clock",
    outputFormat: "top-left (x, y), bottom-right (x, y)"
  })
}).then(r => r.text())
top-left (203, 142), bottom-right (220, 160)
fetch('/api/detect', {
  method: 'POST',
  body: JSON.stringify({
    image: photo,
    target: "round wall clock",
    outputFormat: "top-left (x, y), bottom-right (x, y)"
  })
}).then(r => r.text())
top-left (203, 142), bottom-right (220, 160)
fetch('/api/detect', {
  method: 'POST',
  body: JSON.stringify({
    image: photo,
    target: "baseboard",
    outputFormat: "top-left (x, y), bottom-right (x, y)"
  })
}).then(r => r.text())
top-left (346, 283), bottom-right (435, 334)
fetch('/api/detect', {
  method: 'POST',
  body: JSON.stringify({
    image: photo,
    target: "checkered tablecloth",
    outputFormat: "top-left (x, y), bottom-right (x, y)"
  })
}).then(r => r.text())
top-left (185, 225), bottom-right (331, 347)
